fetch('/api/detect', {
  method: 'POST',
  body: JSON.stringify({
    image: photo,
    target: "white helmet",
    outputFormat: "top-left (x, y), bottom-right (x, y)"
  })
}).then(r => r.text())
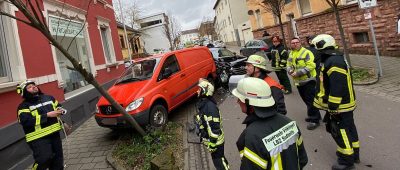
top-left (245, 54), bottom-right (272, 72)
top-left (231, 77), bottom-right (275, 107)
top-left (198, 79), bottom-right (214, 97)
top-left (311, 34), bottom-right (337, 50)
top-left (16, 80), bottom-right (35, 97)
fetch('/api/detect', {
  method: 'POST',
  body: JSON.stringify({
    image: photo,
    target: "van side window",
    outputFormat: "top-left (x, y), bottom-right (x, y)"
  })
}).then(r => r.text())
top-left (158, 55), bottom-right (181, 81)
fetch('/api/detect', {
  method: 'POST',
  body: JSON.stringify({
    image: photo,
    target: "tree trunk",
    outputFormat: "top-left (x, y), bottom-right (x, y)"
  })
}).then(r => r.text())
top-left (333, 6), bottom-right (352, 67)
top-left (278, 14), bottom-right (287, 48)
top-left (41, 27), bottom-right (147, 136)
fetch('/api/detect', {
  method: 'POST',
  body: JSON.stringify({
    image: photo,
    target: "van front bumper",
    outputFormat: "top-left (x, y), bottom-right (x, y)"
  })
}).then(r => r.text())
top-left (95, 109), bottom-right (150, 128)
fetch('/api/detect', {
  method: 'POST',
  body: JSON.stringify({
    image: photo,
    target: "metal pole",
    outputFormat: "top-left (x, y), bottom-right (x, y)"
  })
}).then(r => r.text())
top-left (367, 8), bottom-right (383, 77)
top-left (118, 0), bottom-right (132, 62)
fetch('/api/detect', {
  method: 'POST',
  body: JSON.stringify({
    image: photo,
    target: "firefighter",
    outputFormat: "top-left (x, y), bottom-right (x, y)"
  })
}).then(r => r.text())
top-left (195, 79), bottom-right (229, 170)
top-left (16, 80), bottom-right (65, 170)
top-left (231, 77), bottom-right (308, 170)
top-left (311, 34), bottom-right (360, 170)
top-left (245, 54), bottom-right (287, 115)
top-left (306, 35), bottom-right (322, 77)
top-left (268, 36), bottom-right (292, 94)
top-left (287, 37), bottom-right (321, 130)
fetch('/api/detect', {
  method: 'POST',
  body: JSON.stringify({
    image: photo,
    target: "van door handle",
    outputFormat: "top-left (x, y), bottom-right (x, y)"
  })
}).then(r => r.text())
top-left (180, 74), bottom-right (185, 77)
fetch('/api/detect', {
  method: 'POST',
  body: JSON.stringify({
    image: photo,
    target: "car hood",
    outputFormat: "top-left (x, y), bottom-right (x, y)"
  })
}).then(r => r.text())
top-left (98, 80), bottom-right (150, 106)
top-left (230, 57), bottom-right (247, 66)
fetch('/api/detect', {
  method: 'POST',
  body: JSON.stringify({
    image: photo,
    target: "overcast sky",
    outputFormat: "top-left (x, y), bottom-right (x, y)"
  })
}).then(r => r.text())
top-left (119, 0), bottom-right (216, 31)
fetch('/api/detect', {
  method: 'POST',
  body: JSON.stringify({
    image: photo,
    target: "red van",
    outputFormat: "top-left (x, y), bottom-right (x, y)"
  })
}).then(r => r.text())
top-left (95, 47), bottom-right (216, 128)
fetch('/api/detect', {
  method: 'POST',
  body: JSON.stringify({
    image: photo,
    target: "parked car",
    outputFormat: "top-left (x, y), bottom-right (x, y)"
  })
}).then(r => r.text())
top-left (213, 40), bottom-right (226, 48)
top-left (209, 47), bottom-right (247, 88)
top-left (240, 39), bottom-right (269, 57)
top-left (95, 47), bottom-right (217, 129)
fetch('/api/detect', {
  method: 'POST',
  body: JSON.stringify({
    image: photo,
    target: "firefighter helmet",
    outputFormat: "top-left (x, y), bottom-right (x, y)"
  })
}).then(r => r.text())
top-left (311, 34), bottom-right (337, 50)
top-left (231, 77), bottom-right (275, 107)
top-left (16, 80), bottom-right (35, 97)
top-left (245, 54), bottom-right (272, 72)
top-left (198, 79), bottom-right (214, 97)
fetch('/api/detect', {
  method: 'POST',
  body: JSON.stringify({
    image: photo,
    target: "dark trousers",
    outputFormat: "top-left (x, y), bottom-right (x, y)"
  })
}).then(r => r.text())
top-left (29, 132), bottom-right (64, 170)
top-left (210, 145), bottom-right (230, 170)
top-left (275, 70), bottom-right (292, 92)
top-left (325, 111), bottom-right (360, 165)
top-left (297, 81), bottom-right (321, 123)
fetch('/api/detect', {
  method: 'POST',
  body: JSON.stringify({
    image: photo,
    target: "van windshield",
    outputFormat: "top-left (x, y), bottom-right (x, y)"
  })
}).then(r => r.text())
top-left (115, 58), bottom-right (160, 84)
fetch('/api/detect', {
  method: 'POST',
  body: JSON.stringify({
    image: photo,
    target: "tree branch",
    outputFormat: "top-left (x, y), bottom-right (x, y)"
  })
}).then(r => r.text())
top-left (0, 11), bottom-right (33, 27)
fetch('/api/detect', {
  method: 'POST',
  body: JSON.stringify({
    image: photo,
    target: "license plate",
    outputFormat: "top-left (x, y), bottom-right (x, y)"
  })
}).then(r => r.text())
top-left (102, 118), bottom-right (117, 125)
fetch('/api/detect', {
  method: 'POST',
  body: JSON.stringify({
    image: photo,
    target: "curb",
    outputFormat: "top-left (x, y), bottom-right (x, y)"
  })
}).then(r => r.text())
top-left (106, 144), bottom-right (126, 170)
top-left (352, 66), bottom-right (380, 86)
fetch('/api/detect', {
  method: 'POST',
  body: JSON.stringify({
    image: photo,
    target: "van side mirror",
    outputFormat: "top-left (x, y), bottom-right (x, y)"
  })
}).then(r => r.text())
top-left (162, 68), bottom-right (172, 79)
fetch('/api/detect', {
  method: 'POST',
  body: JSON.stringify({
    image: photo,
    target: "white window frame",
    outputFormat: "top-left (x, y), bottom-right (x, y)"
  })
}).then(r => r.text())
top-left (97, 17), bottom-right (117, 66)
top-left (43, 0), bottom-right (96, 88)
top-left (0, 2), bottom-right (27, 93)
top-left (342, 0), bottom-right (358, 5)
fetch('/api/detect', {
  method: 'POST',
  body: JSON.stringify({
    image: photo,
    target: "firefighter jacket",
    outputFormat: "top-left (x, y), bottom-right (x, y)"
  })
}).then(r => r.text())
top-left (17, 94), bottom-right (62, 143)
top-left (313, 52), bottom-right (356, 112)
top-left (237, 108), bottom-right (308, 170)
top-left (196, 97), bottom-right (224, 149)
top-left (258, 73), bottom-right (287, 115)
top-left (287, 47), bottom-right (317, 86)
top-left (268, 44), bottom-right (288, 70)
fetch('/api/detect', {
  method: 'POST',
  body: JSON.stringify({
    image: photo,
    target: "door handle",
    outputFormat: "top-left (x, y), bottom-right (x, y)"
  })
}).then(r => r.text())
top-left (180, 74), bottom-right (185, 77)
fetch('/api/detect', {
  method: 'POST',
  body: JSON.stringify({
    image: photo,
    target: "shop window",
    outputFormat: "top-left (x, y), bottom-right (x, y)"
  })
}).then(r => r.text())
top-left (49, 16), bottom-right (92, 93)
top-left (353, 32), bottom-right (369, 43)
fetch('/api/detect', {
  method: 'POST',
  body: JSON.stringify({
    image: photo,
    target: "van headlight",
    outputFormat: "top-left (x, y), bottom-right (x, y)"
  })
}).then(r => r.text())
top-left (125, 98), bottom-right (144, 112)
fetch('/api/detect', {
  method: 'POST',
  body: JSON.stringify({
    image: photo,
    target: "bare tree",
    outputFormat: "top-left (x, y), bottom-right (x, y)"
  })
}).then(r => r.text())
top-left (163, 14), bottom-right (182, 51)
top-left (199, 17), bottom-right (215, 42)
top-left (0, 0), bottom-right (146, 135)
top-left (113, 0), bottom-right (142, 28)
top-left (260, 0), bottom-right (287, 47)
top-left (325, 0), bottom-right (351, 66)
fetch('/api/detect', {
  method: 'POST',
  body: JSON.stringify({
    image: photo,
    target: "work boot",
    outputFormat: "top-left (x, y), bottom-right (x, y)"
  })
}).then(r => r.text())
top-left (307, 122), bottom-right (320, 130)
top-left (331, 163), bottom-right (355, 170)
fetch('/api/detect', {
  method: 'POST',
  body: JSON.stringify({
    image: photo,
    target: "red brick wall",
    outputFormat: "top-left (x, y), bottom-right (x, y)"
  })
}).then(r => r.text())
top-left (254, 0), bottom-right (400, 57)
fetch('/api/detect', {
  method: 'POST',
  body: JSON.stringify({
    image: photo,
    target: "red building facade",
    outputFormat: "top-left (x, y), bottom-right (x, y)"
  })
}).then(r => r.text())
top-left (0, 0), bottom-right (124, 169)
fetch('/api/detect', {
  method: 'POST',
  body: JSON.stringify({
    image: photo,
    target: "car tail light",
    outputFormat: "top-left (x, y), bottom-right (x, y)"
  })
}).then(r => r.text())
top-left (261, 47), bottom-right (268, 51)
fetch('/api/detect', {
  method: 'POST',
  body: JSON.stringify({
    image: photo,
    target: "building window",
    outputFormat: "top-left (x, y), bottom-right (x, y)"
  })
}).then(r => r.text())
top-left (273, 14), bottom-right (279, 25)
top-left (255, 9), bottom-right (263, 28)
top-left (0, 17), bottom-right (10, 83)
top-left (119, 35), bottom-right (126, 49)
top-left (100, 27), bottom-right (112, 63)
top-left (285, 0), bottom-right (292, 4)
top-left (299, 0), bottom-right (312, 15)
top-left (140, 19), bottom-right (162, 28)
top-left (353, 32), bottom-right (369, 43)
top-left (49, 16), bottom-right (92, 93)
top-left (346, 0), bottom-right (358, 4)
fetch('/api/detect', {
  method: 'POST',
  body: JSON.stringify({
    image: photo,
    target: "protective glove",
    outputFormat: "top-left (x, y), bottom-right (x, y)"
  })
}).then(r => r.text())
top-left (202, 139), bottom-right (217, 153)
top-left (328, 110), bottom-right (340, 115)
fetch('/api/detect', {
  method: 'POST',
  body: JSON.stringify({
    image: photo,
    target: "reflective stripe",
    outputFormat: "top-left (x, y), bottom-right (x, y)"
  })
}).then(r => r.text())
top-left (239, 150), bottom-right (244, 158)
top-left (26, 123), bottom-right (61, 142)
top-left (329, 96), bottom-right (342, 104)
top-left (222, 157), bottom-right (229, 170)
top-left (313, 98), bottom-right (356, 112)
top-left (29, 101), bottom-right (53, 110)
top-left (296, 136), bottom-right (303, 146)
top-left (32, 163), bottom-right (38, 170)
top-left (271, 153), bottom-right (283, 170)
top-left (337, 147), bottom-right (354, 155)
top-left (52, 100), bottom-right (59, 110)
top-left (205, 116), bottom-right (220, 122)
top-left (203, 115), bottom-right (224, 145)
top-left (327, 67), bottom-right (347, 76)
top-left (347, 68), bottom-right (355, 102)
top-left (35, 114), bottom-right (41, 126)
top-left (18, 109), bottom-right (31, 116)
top-left (338, 129), bottom-right (353, 155)
top-left (352, 141), bottom-right (360, 148)
top-left (243, 147), bottom-right (267, 169)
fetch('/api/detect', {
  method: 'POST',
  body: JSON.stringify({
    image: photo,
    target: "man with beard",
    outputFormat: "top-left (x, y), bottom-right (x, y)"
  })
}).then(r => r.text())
top-left (17, 80), bottom-right (65, 170)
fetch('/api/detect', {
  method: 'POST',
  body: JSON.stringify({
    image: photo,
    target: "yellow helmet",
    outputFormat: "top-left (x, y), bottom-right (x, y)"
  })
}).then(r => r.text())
top-left (231, 77), bottom-right (275, 107)
top-left (311, 34), bottom-right (337, 50)
top-left (16, 80), bottom-right (35, 96)
top-left (245, 54), bottom-right (271, 71)
top-left (198, 79), bottom-right (214, 97)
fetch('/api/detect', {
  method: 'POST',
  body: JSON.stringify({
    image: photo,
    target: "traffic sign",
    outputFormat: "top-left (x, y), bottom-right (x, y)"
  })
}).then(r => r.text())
top-left (358, 0), bottom-right (377, 9)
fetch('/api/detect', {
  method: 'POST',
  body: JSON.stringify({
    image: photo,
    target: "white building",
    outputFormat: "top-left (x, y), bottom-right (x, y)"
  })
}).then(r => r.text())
top-left (138, 12), bottom-right (171, 53)
top-left (213, 0), bottom-right (249, 46)
top-left (237, 20), bottom-right (254, 46)
top-left (180, 29), bottom-right (199, 45)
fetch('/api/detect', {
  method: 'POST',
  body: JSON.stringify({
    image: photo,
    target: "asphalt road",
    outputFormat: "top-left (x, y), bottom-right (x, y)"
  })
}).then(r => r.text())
top-left (213, 75), bottom-right (400, 170)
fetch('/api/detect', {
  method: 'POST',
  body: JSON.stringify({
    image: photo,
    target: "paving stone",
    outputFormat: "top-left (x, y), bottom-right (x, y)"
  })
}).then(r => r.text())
top-left (78, 152), bottom-right (92, 158)
top-left (92, 156), bottom-right (107, 163)
top-left (79, 157), bottom-right (94, 164)
top-left (65, 164), bottom-right (81, 170)
top-left (79, 163), bottom-right (96, 169)
top-left (90, 151), bottom-right (105, 157)
top-left (93, 162), bottom-right (109, 169)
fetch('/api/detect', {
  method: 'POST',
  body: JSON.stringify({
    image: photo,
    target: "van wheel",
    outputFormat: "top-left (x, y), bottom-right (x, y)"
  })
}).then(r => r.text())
top-left (149, 104), bottom-right (168, 128)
